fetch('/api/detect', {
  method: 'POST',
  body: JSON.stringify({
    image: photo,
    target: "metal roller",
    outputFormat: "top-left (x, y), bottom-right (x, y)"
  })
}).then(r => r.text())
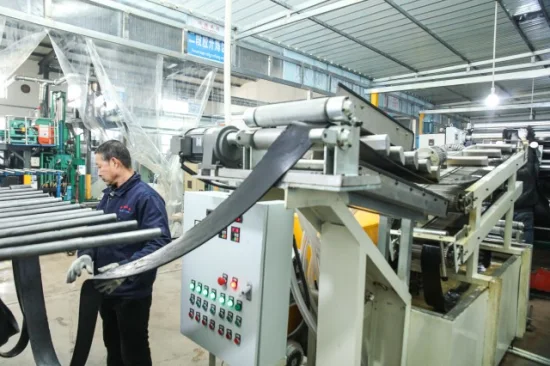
top-left (418, 146), bottom-right (446, 166)
top-left (243, 96), bottom-right (354, 128)
top-left (418, 158), bottom-right (432, 173)
top-left (0, 201), bottom-right (70, 213)
top-left (0, 187), bottom-right (34, 195)
top-left (473, 143), bottom-right (514, 152)
top-left (495, 220), bottom-right (524, 230)
top-left (0, 221), bottom-right (139, 249)
top-left (447, 156), bottom-right (489, 166)
top-left (0, 208), bottom-right (93, 225)
top-left (0, 193), bottom-right (47, 201)
top-left (0, 228), bottom-right (162, 261)
top-left (463, 149), bottom-right (502, 158)
top-left (389, 146), bottom-right (405, 165)
top-left (473, 121), bottom-right (550, 130)
top-left (360, 135), bottom-right (390, 155)
top-left (404, 151), bottom-right (419, 169)
top-left (0, 203), bottom-right (82, 219)
top-left (0, 197), bottom-right (61, 209)
top-left (0, 214), bottom-right (118, 239)
top-left (0, 210), bottom-right (104, 229)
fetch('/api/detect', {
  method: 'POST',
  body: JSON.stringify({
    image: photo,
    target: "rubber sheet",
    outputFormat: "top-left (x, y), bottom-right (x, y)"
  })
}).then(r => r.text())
top-left (0, 122), bottom-right (315, 365)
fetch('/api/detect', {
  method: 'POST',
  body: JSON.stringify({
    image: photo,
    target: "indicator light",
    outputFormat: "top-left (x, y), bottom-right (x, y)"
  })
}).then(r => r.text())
top-left (196, 284), bottom-right (202, 294)
top-left (189, 294), bottom-right (195, 305)
top-left (219, 308), bottom-right (226, 319)
top-left (227, 311), bottom-right (234, 323)
top-left (209, 320), bottom-right (215, 330)
top-left (195, 312), bottom-right (201, 322)
top-left (235, 316), bottom-right (242, 328)
top-left (202, 316), bottom-right (208, 326)
top-left (202, 286), bottom-right (209, 297)
top-left (235, 301), bottom-right (242, 312)
top-left (230, 279), bottom-right (238, 290)
top-left (188, 309), bottom-right (194, 319)
top-left (209, 290), bottom-right (217, 301)
top-left (189, 281), bottom-right (195, 291)
top-left (234, 334), bottom-right (241, 346)
top-left (210, 304), bottom-right (216, 315)
top-left (219, 294), bottom-right (226, 305)
top-left (227, 297), bottom-right (234, 308)
top-left (226, 329), bottom-right (233, 340)
top-left (218, 325), bottom-right (225, 336)
top-left (202, 301), bottom-right (208, 311)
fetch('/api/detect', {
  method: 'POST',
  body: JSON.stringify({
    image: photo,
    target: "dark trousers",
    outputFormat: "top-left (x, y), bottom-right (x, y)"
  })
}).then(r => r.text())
top-left (514, 210), bottom-right (534, 244)
top-left (99, 296), bottom-right (153, 366)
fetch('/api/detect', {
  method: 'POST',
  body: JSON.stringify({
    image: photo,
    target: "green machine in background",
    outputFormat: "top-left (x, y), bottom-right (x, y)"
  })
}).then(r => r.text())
top-left (39, 91), bottom-right (87, 202)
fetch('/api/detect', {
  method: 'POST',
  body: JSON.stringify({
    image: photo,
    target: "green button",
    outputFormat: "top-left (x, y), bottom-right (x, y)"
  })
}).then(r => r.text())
top-left (202, 288), bottom-right (208, 296)
top-left (196, 285), bottom-right (202, 294)
top-left (210, 292), bottom-right (216, 300)
top-left (219, 297), bottom-right (225, 305)
top-left (189, 283), bottom-right (195, 291)
top-left (235, 303), bottom-right (242, 311)
top-left (227, 299), bottom-right (234, 308)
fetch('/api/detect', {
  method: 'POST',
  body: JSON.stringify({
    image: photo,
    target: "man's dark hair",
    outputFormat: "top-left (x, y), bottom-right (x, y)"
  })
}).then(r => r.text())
top-left (96, 140), bottom-right (132, 169)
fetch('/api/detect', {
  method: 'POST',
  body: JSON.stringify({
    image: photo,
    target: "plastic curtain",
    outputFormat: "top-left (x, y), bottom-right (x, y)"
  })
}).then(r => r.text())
top-left (49, 30), bottom-right (218, 237)
top-left (0, 18), bottom-right (46, 98)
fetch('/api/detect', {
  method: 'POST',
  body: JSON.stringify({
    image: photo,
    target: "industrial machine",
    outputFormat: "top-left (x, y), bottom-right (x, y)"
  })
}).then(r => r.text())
top-left (172, 84), bottom-right (531, 366)
top-left (0, 90), bottom-right (87, 202)
top-left (418, 126), bottom-right (466, 148)
top-left (181, 191), bottom-right (293, 366)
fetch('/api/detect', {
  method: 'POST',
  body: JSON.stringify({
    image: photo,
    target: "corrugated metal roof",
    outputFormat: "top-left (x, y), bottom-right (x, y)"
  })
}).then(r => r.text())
top-left (117, 0), bottom-right (550, 106)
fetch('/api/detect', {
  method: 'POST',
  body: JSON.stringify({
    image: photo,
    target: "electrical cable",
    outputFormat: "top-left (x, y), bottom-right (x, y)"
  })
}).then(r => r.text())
top-left (180, 161), bottom-right (236, 191)
top-left (293, 236), bottom-right (312, 309)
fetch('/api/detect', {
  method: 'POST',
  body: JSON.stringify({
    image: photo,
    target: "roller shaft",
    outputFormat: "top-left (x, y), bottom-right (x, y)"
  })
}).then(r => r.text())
top-left (404, 151), bottom-right (419, 169)
top-left (361, 135), bottom-right (390, 155)
top-left (389, 146), bottom-right (405, 165)
top-left (0, 229), bottom-right (161, 260)
top-left (0, 203), bottom-right (81, 219)
top-left (0, 208), bottom-right (93, 225)
top-left (0, 214), bottom-right (117, 239)
top-left (0, 197), bottom-right (61, 209)
top-left (0, 201), bottom-right (70, 213)
top-left (0, 221), bottom-right (139, 248)
top-left (0, 210), bottom-right (104, 229)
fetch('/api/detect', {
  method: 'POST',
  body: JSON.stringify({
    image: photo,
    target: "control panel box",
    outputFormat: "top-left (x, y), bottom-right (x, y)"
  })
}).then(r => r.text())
top-left (181, 191), bottom-right (293, 366)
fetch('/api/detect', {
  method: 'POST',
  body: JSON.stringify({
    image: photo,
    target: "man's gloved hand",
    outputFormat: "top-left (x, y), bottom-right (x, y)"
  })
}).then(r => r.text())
top-left (95, 263), bottom-right (124, 295)
top-left (66, 255), bottom-right (94, 283)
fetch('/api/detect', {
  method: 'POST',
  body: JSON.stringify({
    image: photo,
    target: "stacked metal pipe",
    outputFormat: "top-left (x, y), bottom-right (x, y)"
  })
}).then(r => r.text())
top-left (0, 186), bottom-right (162, 260)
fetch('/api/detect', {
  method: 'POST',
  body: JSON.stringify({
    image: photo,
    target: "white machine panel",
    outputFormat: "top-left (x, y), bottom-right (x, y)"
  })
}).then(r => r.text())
top-left (446, 126), bottom-right (466, 145)
top-left (418, 133), bottom-right (446, 148)
top-left (181, 191), bottom-right (293, 366)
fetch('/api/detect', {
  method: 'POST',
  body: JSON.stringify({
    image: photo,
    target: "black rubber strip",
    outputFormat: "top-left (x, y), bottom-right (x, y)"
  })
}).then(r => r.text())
top-left (4, 122), bottom-right (315, 365)
top-left (420, 244), bottom-right (447, 313)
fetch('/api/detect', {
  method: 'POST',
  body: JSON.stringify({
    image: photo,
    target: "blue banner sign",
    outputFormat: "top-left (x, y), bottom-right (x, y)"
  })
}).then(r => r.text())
top-left (187, 31), bottom-right (224, 63)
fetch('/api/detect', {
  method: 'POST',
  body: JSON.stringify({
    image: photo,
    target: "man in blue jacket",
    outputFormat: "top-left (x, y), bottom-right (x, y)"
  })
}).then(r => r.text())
top-left (66, 140), bottom-right (171, 366)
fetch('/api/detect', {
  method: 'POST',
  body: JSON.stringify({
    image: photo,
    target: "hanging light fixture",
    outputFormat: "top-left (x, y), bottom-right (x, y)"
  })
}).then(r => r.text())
top-left (485, 1), bottom-right (499, 107)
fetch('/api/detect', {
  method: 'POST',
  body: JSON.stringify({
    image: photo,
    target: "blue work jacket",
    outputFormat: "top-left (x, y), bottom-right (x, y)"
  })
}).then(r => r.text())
top-left (79, 173), bottom-right (171, 298)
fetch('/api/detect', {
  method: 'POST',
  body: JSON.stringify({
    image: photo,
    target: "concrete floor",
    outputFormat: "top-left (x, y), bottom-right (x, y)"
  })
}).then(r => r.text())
top-left (0, 254), bottom-right (223, 366)
top-left (1, 251), bottom-right (550, 365)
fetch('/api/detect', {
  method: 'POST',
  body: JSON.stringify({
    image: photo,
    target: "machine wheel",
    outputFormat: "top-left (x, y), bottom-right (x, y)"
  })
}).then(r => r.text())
top-left (286, 340), bottom-right (304, 366)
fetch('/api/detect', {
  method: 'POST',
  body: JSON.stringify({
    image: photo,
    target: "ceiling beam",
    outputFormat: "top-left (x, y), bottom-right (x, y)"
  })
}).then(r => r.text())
top-left (498, 1), bottom-right (539, 57)
top-left (366, 67), bottom-right (550, 94)
top-left (538, 0), bottom-right (550, 29)
top-left (266, 0), bottom-right (418, 72)
top-left (235, 0), bottom-right (365, 40)
top-left (383, 0), bottom-right (511, 99)
top-left (422, 102), bottom-right (550, 114)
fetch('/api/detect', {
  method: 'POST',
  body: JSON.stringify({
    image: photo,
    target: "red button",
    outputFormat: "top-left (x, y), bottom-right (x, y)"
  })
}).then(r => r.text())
top-left (188, 312), bottom-right (193, 319)
top-left (195, 314), bottom-right (200, 322)
top-left (202, 319), bottom-right (207, 326)
top-left (218, 329), bottom-right (224, 336)
top-left (226, 333), bottom-right (232, 340)
top-left (209, 323), bottom-right (215, 330)
top-left (218, 277), bottom-right (227, 286)
top-left (230, 281), bottom-right (238, 290)
top-left (234, 338), bottom-right (241, 346)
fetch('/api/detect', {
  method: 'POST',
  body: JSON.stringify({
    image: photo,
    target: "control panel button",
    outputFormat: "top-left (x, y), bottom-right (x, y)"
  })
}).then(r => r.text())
top-left (234, 333), bottom-right (241, 346)
top-left (230, 277), bottom-right (238, 291)
top-left (218, 325), bottom-right (225, 336)
top-left (235, 300), bottom-right (243, 312)
top-left (235, 316), bottom-right (242, 328)
top-left (196, 298), bottom-right (202, 309)
top-left (219, 308), bottom-right (226, 319)
top-left (218, 228), bottom-right (227, 239)
top-left (226, 329), bottom-right (233, 341)
top-left (188, 308), bottom-right (194, 319)
top-left (219, 293), bottom-right (226, 305)
top-left (210, 304), bottom-right (216, 315)
top-left (227, 296), bottom-right (235, 308)
top-left (230, 227), bottom-right (240, 243)
top-left (235, 215), bottom-right (243, 223)
top-left (202, 315), bottom-right (208, 327)
top-left (202, 300), bottom-right (208, 311)
top-left (195, 312), bottom-right (201, 322)
top-left (209, 289), bottom-right (217, 301)
top-left (226, 311), bottom-right (234, 323)
top-left (202, 285), bottom-right (209, 297)
top-left (189, 280), bottom-right (196, 291)
top-left (209, 319), bottom-right (215, 330)
top-left (189, 294), bottom-right (195, 305)
top-left (196, 283), bottom-right (202, 294)
top-left (218, 275), bottom-right (228, 287)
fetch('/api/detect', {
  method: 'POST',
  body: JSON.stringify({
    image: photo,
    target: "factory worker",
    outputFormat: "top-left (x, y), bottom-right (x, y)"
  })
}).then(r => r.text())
top-left (66, 140), bottom-right (171, 366)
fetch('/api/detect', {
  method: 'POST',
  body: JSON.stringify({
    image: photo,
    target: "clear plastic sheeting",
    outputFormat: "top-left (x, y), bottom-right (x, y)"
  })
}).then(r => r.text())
top-left (0, 18), bottom-right (46, 99)
top-left (49, 30), bottom-right (218, 237)
top-left (0, 0), bottom-right (44, 16)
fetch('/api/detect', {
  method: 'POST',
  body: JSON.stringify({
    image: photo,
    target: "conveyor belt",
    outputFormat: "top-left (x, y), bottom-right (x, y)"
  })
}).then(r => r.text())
top-left (2, 122), bottom-right (315, 365)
